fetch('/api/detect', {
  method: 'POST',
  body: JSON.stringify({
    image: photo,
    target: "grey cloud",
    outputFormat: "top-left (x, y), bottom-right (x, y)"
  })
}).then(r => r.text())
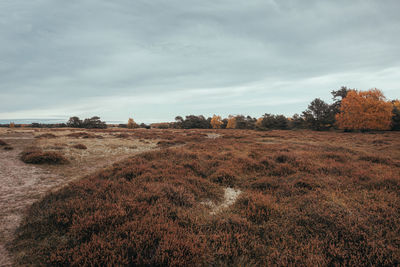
top-left (0, 0), bottom-right (399, 122)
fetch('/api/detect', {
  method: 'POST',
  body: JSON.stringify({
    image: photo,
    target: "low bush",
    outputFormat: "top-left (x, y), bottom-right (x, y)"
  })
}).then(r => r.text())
top-left (35, 133), bottom-right (57, 139)
top-left (67, 132), bottom-right (101, 139)
top-left (72, 144), bottom-right (87, 150)
top-left (0, 139), bottom-right (8, 146)
top-left (20, 148), bottom-right (69, 164)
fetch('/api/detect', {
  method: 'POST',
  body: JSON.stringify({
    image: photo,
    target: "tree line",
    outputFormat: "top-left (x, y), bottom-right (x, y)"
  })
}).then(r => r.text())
top-left (166, 87), bottom-right (399, 131)
top-left (2, 87), bottom-right (398, 131)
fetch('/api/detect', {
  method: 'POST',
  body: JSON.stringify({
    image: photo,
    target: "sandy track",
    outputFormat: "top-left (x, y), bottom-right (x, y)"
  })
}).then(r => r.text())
top-left (0, 131), bottom-right (158, 266)
top-left (0, 133), bottom-right (58, 266)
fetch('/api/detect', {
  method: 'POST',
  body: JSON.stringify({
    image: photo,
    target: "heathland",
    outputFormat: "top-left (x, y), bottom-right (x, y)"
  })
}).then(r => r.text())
top-left (0, 127), bottom-right (399, 266)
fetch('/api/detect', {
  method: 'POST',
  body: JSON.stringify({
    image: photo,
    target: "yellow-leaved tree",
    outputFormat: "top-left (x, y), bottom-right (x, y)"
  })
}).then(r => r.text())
top-left (226, 116), bottom-right (236, 129)
top-left (210, 115), bottom-right (223, 129)
top-left (127, 118), bottom-right (138, 129)
top-left (392, 99), bottom-right (400, 131)
top-left (255, 117), bottom-right (263, 128)
top-left (336, 88), bottom-right (393, 131)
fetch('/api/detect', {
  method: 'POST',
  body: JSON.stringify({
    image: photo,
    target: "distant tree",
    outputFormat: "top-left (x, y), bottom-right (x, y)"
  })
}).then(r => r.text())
top-left (239, 115), bottom-right (257, 129)
top-left (289, 113), bottom-right (305, 129)
top-left (221, 118), bottom-right (228, 129)
top-left (392, 100), bottom-right (400, 131)
top-left (174, 116), bottom-right (184, 129)
top-left (82, 116), bottom-right (107, 129)
top-left (180, 115), bottom-right (210, 129)
top-left (210, 115), bottom-right (223, 129)
top-left (127, 118), bottom-right (139, 129)
top-left (235, 115), bottom-right (247, 129)
top-left (331, 86), bottom-right (352, 114)
top-left (258, 114), bottom-right (288, 129)
top-left (255, 117), bottom-right (263, 128)
top-left (67, 116), bottom-right (83, 128)
top-left (139, 123), bottom-right (150, 129)
top-left (226, 116), bottom-right (237, 129)
top-left (336, 89), bottom-right (393, 131)
top-left (302, 98), bottom-right (335, 130)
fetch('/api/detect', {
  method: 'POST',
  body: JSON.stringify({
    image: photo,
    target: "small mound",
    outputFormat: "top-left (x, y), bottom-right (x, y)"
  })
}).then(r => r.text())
top-left (114, 133), bottom-right (130, 138)
top-left (157, 140), bottom-right (185, 147)
top-left (35, 133), bottom-right (57, 139)
top-left (67, 132), bottom-right (97, 139)
top-left (72, 144), bottom-right (87, 150)
top-left (20, 148), bottom-right (69, 164)
top-left (0, 139), bottom-right (8, 146)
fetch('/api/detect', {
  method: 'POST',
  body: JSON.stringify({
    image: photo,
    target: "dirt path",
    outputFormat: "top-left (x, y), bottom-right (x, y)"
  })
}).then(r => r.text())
top-left (0, 132), bottom-right (157, 266)
top-left (0, 133), bottom-right (58, 266)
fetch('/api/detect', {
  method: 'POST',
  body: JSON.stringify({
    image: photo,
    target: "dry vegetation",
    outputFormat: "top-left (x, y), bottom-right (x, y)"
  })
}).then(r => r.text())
top-left (0, 128), bottom-right (160, 266)
top-left (20, 147), bottom-right (69, 164)
top-left (3, 128), bottom-right (399, 266)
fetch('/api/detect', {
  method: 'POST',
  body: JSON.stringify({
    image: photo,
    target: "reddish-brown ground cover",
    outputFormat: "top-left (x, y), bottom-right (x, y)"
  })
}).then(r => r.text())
top-left (72, 143), bottom-right (87, 150)
top-left (6, 129), bottom-right (400, 266)
top-left (20, 147), bottom-right (69, 165)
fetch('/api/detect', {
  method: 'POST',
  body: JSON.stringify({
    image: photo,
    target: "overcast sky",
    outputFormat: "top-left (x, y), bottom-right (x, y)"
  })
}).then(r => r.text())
top-left (0, 0), bottom-right (399, 123)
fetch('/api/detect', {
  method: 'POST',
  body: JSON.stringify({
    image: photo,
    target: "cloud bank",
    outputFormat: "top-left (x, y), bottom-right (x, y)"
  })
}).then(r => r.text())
top-left (1, 0), bottom-right (399, 122)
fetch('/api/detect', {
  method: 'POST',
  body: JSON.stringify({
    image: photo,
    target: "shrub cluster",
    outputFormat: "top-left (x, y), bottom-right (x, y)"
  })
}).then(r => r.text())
top-left (35, 133), bottom-right (57, 139)
top-left (66, 116), bottom-right (107, 129)
top-left (0, 139), bottom-right (8, 146)
top-left (72, 144), bottom-right (87, 150)
top-left (66, 132), bottom-right (101, 139)
top-left (20, 147), bottom-right (69, 164)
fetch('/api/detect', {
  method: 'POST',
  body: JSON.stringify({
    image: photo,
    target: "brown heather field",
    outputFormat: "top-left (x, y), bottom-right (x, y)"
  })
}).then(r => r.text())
top-left (0, 127), bottom-right (400, 266)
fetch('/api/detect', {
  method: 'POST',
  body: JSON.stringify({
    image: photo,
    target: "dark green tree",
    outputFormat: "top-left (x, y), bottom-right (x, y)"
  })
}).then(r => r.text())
top-left (302, 98), bottom-right (335, 130)
top-left (331, 86), bottom-right (352, 114)
top-left (67, 116), bottom-right (83, 128)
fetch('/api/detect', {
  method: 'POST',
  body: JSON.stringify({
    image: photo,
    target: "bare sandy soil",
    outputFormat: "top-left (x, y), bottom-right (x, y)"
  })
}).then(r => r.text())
top-left (201, 187), bottom-right (242, 215)
top-left (0, 129), bottom-right (158, 266)
top-left (0, 132), bottom-right (53, 266)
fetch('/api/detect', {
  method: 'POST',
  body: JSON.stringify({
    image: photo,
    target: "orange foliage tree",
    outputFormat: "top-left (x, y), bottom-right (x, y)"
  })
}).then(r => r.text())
top-left (392, 100), bottom-right (400, 130)
top-left (226, 116), bottom-right (237, 129)
top-left (336, 89), bottom-right (393, 131)
top-left (127, 118), bottom-right (138, 129)
top-left (210, 115), bottom-right (223, 129)
top-left (255, 117), bottom-right (263, 128)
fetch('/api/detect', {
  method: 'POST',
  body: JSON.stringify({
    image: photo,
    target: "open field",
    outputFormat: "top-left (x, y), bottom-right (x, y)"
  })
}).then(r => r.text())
top-left (1, 128), bottom-right (400, 266)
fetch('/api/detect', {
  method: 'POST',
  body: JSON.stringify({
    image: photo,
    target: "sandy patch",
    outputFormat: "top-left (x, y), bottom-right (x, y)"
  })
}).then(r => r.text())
top-left (0, 130), bottom-right (158, 266)
top-left (202, 187), bottom-right (242, 215)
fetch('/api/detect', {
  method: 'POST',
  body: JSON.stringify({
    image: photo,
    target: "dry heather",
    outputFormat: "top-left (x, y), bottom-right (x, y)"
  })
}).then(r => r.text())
top-left (72, 143), bottom-right (87, 149)
top-left (20, 147), bottom-right (69, 164)
top-left (1, 128), bottom-right (162, 266)
top-left (8, 129), bottom-right (400, 266)
top-left (0, 139), bottom-right (8, 146)
top-left (35, 133), bottom-right (57, 139)
top-left (66, 132), bottom-right (98, 138)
